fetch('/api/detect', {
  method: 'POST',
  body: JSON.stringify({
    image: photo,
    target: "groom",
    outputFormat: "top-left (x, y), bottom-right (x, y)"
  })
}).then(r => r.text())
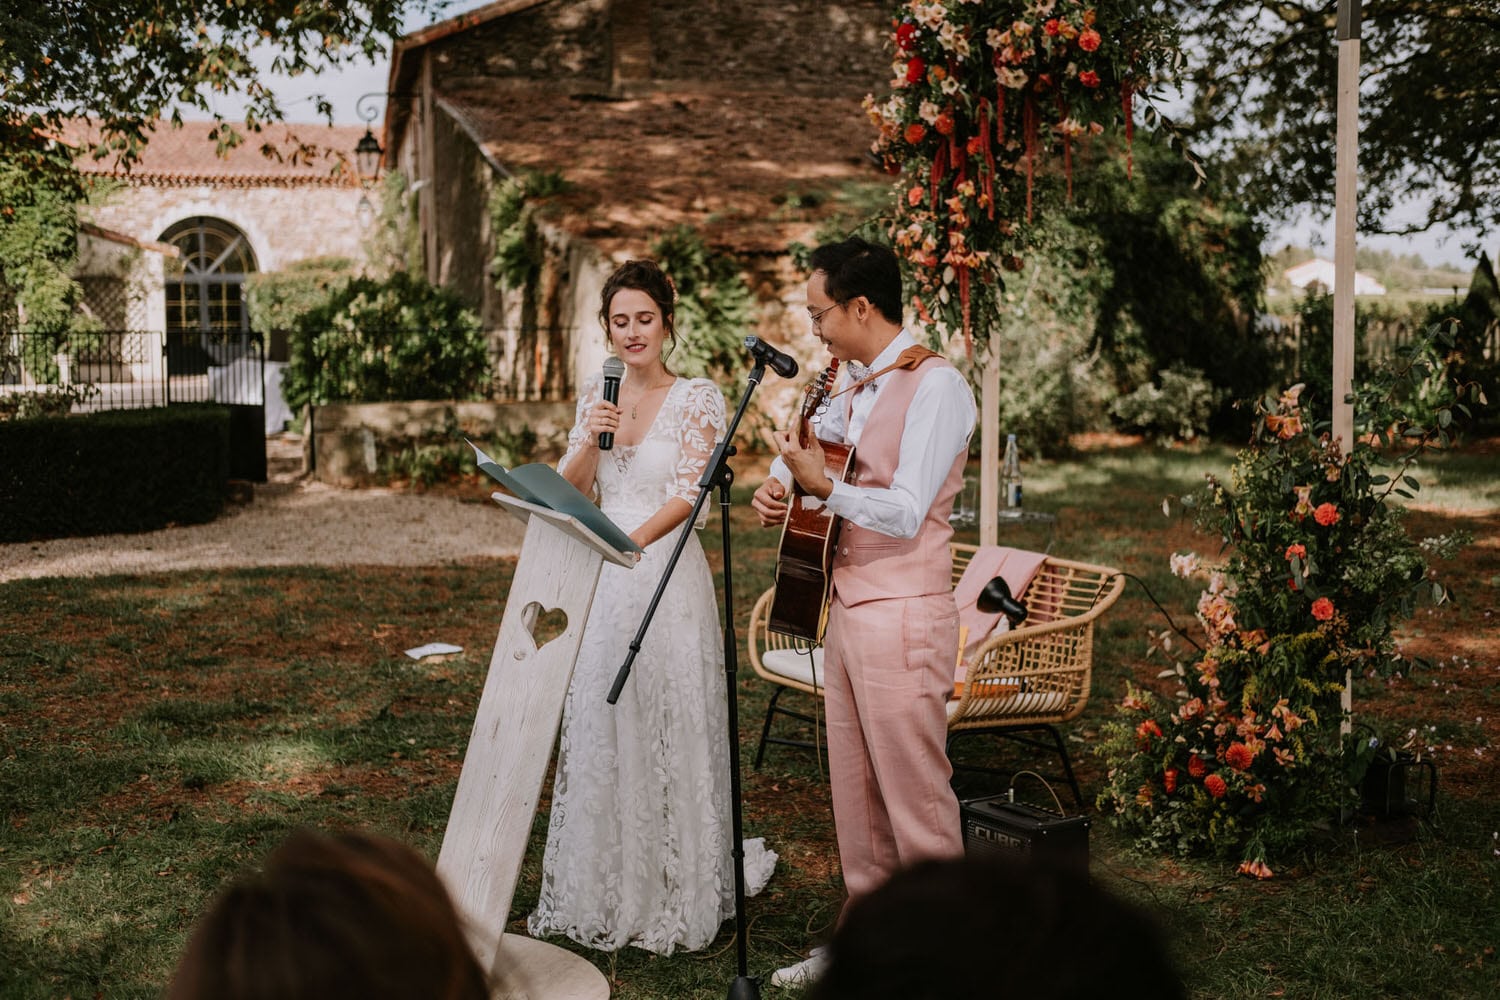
top-left (752, 237), bottom-right (976, 987)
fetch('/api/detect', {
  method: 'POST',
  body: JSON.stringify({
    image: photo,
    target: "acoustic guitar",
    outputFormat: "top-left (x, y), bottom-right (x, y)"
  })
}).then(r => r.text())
top-left (768, 362), bottom-right (855, 642)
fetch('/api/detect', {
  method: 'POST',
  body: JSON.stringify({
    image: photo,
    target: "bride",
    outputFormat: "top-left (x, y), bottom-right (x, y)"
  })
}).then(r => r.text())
top-left (526, 258), bottom-right (775, 955)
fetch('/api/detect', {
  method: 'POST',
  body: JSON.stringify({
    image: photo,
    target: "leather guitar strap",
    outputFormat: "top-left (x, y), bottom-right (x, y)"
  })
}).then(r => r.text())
top-left (827, 344), bottom-right (942, 401)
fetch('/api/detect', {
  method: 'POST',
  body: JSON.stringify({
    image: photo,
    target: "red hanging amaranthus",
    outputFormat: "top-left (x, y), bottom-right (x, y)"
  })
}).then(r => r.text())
top-left (865, 1), bottom-right (1173, 351)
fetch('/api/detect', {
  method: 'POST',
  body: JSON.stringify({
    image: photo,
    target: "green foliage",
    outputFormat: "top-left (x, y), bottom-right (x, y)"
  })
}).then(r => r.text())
top-left (3, 1), bottom-right (434, 172)
top-left (647, 225), bottom-right (755, 380)
top-left (0, 144), bottom-right (86, 336)
top-left (1173, 1), bottom-right (1499, 237)
top-left (1109, 362), bottom-right (1225, 444)
top-left (0, 382), bottom-right (100, 422)
top-left (244, 256), bottom-right (356, 334)
top-left (364, 169), bottom-right (424, 278)
top-left (1097, 328), bottom-right (1476, 863)
top-left (488, 170), bottom-right (570, 291)
top-left (0, 406), bottom-right (228, 541)
top-left (281, 271), bottom-right (488, 411)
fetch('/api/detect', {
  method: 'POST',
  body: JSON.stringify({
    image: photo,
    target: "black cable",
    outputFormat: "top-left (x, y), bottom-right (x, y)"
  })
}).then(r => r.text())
top-left (1105, 571), bottom-right (1205, 654)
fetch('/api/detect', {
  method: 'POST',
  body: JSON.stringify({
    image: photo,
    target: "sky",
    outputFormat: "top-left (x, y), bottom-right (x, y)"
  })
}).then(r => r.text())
top-left (210, 0), bottom-right (1491, 272)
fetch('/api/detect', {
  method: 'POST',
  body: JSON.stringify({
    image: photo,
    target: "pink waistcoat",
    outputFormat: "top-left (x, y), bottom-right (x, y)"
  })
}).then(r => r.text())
top-left (830, 356), bottom-right (966, 606)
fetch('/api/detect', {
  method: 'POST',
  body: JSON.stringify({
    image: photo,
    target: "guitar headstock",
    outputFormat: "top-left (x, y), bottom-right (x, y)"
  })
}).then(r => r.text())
top-left (800, 359), bottom-right (840, 422)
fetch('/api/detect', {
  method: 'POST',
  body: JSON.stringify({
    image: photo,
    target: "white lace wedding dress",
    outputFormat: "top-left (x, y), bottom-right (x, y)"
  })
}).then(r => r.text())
top-left (527, 374), bottom-right (776, 956)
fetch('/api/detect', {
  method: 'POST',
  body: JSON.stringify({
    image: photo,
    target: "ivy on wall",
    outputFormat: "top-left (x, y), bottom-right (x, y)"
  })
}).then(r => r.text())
top-left (647, 225), bottom-right (754, 381)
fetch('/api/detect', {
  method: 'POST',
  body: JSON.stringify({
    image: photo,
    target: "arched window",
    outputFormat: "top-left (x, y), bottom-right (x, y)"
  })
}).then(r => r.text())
top-left (160, 217), bottom-right (258, 370)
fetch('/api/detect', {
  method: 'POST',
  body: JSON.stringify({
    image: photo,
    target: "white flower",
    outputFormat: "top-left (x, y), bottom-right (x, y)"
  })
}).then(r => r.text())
top-left (1169, 552), bottom-right (1200, 579)
top-left (918, 100), bottom-right (941, 125)
top-left (940, 76), bottom-right (960, 95)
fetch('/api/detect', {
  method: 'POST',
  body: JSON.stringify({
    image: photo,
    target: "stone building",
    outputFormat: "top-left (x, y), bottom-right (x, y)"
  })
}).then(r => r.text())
top-left (72, 121), bottom-right (371, 357)
top-left (374, 0), bottom-right (895, 407)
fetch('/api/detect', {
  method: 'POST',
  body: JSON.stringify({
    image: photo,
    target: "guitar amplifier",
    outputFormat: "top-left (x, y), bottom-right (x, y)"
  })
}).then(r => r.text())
top-left (961, 795), bottom-right (1090, 875)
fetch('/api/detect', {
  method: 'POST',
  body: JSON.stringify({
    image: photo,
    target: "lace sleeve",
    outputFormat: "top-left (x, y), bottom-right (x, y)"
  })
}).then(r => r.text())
top-left (558, 374), bottom-right (603, 493)
top-left (672, 379), bottom-right (727, 526)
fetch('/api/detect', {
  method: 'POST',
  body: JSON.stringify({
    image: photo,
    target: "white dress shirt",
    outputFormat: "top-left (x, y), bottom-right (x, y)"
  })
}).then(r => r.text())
top-left (771, 329), bottom-right (976, 539)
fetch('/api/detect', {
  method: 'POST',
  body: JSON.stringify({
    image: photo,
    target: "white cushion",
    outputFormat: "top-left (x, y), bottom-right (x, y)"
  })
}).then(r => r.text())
top-left (761, 647), bottom-right (826, 688)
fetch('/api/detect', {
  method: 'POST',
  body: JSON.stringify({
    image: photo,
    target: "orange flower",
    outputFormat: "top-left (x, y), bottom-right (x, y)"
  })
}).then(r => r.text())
top-left (907, 185), bottom-right (924, 206)
top-left (1284, 543), bottom-right (1306, 561)
top-left (1238, 859), bottom-right (1275, 880)
top-left (1135, 719), bottom-right (1163, 746)
top-left (1043, 18), bottom-right (1061, 36)
top-left (1078, 69), bottom-right (1100, 88)
top-left (1187, 754), bottom-right (1208, 779)
top-left (1162, 767), bottom-right (1179, 794)
top-left (1078, 27), bottom-right (1102, 51)
top-left (1225, 742), bottom-right (1255, 771)
top-left (934, 112), bottom-right (955, 136)
top-left (965, 135), bottom-right (985, 156)
top-left (904, 122), bottom-right (927, 144)
top-left (1311, 597), bottom-right (1336, 621)
top-left (1204, 773), bottom-right (1228, 799)
top-left (1314, 503), bottom-right (1340, 526)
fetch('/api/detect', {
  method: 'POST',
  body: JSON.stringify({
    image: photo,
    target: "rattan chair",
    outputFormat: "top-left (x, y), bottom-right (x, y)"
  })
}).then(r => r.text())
top-left (746, 543), bottom-right (1124, 806)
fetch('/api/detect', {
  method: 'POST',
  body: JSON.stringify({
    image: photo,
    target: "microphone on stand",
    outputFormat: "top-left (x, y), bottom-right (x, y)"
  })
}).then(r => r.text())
top-left (743, 336), bottom-right (799, 379)
top-left (977, 576), bottom-right (1029, 626)
top-left (599, 356), bottom-right (624, 451)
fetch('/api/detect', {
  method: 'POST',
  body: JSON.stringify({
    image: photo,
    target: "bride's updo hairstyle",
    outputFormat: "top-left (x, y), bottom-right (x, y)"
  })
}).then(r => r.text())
top-left (599, 258), bottom-right (680, 363)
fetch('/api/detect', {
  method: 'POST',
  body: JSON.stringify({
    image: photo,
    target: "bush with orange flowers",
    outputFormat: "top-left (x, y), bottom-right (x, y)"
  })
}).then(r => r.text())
top-left (1098, 326), bottom-right (1480, 866)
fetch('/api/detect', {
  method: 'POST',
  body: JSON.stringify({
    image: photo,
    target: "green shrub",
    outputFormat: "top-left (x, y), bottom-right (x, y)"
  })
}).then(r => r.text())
top-left (648, 225), bottom-right (755, 381)
top-left (0, 406), bottom-right (229, 541)
top-left (1109, 363), bottom-right (1225, 443)
top-left (281, 271), bottom-right (487, 412)
top-left (245, 256), bottom-right (356, 335)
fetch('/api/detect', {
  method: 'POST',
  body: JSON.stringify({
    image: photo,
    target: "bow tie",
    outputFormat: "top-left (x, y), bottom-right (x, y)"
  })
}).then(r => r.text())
top-left (845, 361), bottom-right (875, 384)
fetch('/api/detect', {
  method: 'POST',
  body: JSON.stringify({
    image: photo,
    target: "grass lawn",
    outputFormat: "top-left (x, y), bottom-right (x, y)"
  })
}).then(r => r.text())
top-left (2, 438), bottom-right (1496, 999)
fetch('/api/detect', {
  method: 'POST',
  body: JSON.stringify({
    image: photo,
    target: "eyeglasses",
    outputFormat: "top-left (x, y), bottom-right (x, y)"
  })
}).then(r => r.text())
top-left (808, 301), bottom-right (843, 332)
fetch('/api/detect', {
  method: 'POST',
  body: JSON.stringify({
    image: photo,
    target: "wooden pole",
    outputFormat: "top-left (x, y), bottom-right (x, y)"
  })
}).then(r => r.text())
top-left (978, 337), bottom-right (1001, 547)
top-left (1334, 0), bottom-right (1361, 733)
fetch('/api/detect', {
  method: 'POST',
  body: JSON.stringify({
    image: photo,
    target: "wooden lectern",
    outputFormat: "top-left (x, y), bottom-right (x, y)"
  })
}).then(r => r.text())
top-left (437, 492), bottom-right (633, 1000)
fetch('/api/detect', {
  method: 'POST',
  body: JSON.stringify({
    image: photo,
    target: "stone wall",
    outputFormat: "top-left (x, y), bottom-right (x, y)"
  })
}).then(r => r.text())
top-left (82, 184), bottom-right (368, 273)
top-left (308, 399), bottom-right (575, 486)
top-left (433, 0), bottom-right (611, 94)
top-left (649, 0), bottom-right (891, 96)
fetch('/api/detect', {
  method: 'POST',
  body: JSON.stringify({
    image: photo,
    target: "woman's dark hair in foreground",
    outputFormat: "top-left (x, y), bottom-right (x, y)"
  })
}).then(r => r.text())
top-left (812, 854), bottom-right (1186, 1000)
top-left (168, 828), bottom-right (490, 1000)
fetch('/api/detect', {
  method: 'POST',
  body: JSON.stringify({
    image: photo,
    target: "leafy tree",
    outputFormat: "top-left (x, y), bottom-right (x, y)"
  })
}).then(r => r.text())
top-left (1169, 1), bottom-right (1500, 240)
top-left (2, 0), bottom-right (435, 168)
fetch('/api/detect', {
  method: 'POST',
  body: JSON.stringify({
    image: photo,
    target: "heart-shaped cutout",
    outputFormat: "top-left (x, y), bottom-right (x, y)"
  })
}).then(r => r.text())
top-left (522, 601), bottom-right (569, 649)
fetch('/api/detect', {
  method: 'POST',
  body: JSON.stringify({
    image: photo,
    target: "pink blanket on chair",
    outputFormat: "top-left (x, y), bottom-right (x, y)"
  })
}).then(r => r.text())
top-left (954, 546), bottom-right (1048, 664)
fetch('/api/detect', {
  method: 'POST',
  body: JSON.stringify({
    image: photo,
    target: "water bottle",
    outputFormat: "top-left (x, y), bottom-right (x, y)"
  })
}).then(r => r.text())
top-left (1002, 434), bottom-right (1022, 509)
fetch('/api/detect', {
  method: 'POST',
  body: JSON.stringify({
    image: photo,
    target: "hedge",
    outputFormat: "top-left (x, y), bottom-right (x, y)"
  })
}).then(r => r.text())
top-left (0, 406), bottom-right (230, 542)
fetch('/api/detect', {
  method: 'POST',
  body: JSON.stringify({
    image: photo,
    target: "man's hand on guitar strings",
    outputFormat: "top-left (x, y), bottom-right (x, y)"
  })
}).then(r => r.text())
top-left (775, 422), bottom-right (834, 501)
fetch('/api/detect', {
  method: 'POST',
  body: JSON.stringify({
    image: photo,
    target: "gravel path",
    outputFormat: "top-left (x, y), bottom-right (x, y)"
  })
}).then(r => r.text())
top-left (0, 436), bottom-right (525, 583)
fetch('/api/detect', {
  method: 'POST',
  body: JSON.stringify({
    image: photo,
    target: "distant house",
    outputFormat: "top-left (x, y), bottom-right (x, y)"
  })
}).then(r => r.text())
top-left (1282, 258), bottom-right (1387, 296)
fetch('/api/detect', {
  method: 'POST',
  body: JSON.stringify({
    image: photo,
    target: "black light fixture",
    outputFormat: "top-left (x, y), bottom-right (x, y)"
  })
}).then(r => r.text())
top-left (355, 127), bottom-right (383, 182)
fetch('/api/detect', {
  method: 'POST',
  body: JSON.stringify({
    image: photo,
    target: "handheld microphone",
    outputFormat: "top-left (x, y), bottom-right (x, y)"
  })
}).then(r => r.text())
top-left (599, 356), bottom-right (624, 451)
top-left (977, 576), bottom-right (1029, 626)
top-left (743, 336), bottom-right (799, 379)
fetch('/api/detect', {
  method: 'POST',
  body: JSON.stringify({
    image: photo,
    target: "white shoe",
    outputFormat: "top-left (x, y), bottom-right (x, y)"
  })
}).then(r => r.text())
top-left (771, 946), bottom-right (828, 989)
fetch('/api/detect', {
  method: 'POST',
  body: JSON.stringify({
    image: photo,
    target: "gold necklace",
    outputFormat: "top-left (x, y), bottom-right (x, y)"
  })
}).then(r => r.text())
top-left (629, 376), bottom-right (673, 420)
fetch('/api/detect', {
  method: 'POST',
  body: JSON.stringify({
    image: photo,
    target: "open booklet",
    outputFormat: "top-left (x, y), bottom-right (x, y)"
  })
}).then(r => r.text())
top-left (465, 439), bottom-right (642, 555)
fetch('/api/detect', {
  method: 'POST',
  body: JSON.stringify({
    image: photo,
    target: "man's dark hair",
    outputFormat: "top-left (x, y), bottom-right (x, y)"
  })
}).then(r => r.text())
top-left (811, 855), bottom-right (1187, 1000)
top-left (807, 236), bottom-right (904, 325)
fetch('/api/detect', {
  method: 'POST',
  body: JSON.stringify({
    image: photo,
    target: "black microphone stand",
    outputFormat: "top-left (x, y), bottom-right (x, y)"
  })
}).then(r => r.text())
top-left (606, 360), bottom-right (769, 1000)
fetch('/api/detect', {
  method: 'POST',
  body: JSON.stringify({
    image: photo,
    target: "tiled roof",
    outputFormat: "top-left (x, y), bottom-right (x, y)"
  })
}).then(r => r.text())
top-left (440, 87), bottom-right (889, 255)
top-left (65, 120), bottom-right (368, 188)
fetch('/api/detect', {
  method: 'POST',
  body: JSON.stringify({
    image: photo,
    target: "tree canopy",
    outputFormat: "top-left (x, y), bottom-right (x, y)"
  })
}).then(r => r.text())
top-left (1170, 1), bottom-right (1499, 241)
top-left (1, 0), bottom-right (435, 168)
